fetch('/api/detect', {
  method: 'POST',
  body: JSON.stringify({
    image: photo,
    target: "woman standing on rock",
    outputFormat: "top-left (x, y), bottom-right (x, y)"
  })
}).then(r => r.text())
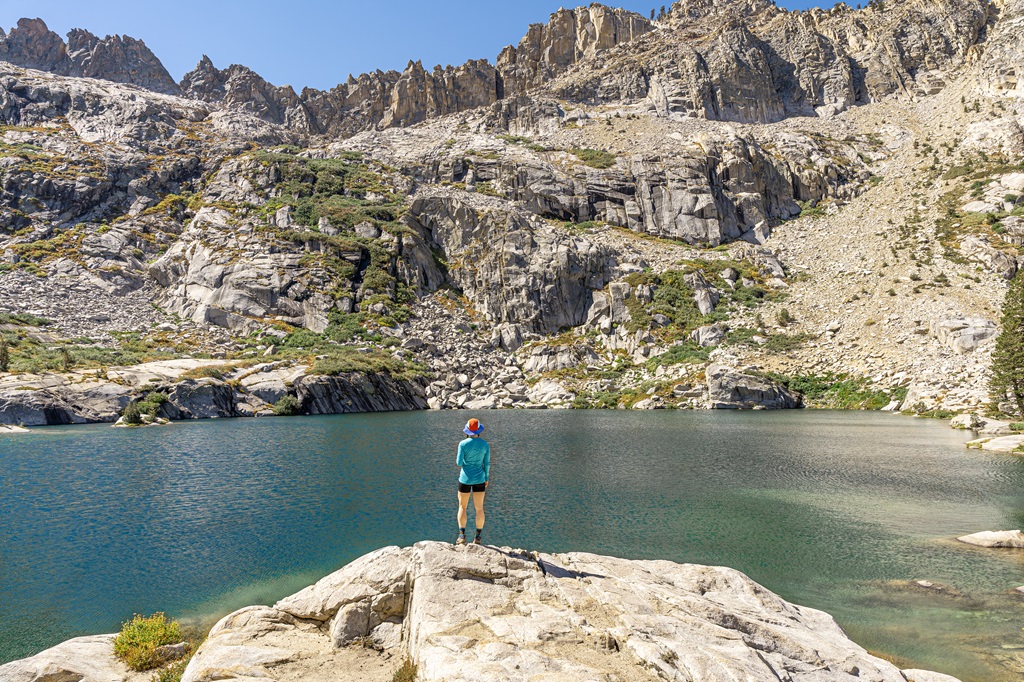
top-left (456, 418), bottom-right (490, 545)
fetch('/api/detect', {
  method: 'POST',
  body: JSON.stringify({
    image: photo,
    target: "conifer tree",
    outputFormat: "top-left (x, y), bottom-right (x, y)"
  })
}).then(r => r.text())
top-left (0, 338), bottom-right (9, 373)
top-left (122, 401), bottom-right (143, 426)
top-left (990, 273), bottom-right (1024, 416)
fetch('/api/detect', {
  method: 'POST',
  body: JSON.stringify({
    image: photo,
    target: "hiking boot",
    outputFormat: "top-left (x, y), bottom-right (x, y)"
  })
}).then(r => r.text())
top-left (473, 535), bottom-right (483, 545)
top-left (456, 533), bottom-right (467, 546)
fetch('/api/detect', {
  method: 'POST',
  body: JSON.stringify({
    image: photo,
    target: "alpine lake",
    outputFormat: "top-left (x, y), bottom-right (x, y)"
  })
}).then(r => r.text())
top-left (1, 410), bottom-right (1022, 681)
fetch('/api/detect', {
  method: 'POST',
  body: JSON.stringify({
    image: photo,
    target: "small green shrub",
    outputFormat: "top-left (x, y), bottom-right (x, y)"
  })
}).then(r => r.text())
top-left (941, 164), bottom-right (973, 180)
top-left (281, 329), bottom-right (322, 349)
top-left (0, 312), bottom-right (50, 327)
top-left (763, 332), bottom-right (811, 352)
top-left (645, 343), bottom-right (710, 370)
top-left (60, 346), bottom-right (74, 371)
top-left (1010, 422), bottom-right (1024, 432)
top-left (113, 613), bottom-right (182, 672)
top-left (776, 309), bottom-right (794, 326)
top-left (152, 658), bottom-right (189, 682)
top-left (569, 148), bottom-right (616, 169)
top-left (122, 401), bottom-right (143, 426)
top-left (137, 393), bottom-right (168, 417)
top-left (179, 365), bottom-right (233, 381)
top-left (475, 182), bottom-right (501, 197)
top-left (796, 201), bottom-right (827, 218)
top-left (392, 658), bottom-right (417, 682)
top-left (0, 338), bottom-right (8, 372)
top-left (273, 395), bottom-right (302, 416)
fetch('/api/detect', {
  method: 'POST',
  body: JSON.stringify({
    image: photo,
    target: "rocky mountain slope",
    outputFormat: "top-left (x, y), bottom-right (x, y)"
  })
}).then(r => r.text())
top-left (0, 0), bottom-right (1022, 423)
top-left (0, 542), bottom-right (962, 682)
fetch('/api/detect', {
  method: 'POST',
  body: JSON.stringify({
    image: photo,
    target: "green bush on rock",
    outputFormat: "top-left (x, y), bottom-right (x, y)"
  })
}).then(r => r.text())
top-left (153, 658), bottom-right (190, 682)
top-left (569, 148), bottom-right (616, 169)
top-left (121, 401), bottom-right (143, 425)
top-left (392, 658), bottom-right (418, 682)
top-left (273, 395), bottom-right (302, 416)
top-left (768, 373), bottom-right (902, 410)
top-left (113, 612), bottom-right (183, 672)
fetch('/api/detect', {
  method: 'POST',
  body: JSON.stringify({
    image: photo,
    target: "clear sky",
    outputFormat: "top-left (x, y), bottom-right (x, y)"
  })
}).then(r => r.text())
top-left (1, 1), bottom-right (836, 91)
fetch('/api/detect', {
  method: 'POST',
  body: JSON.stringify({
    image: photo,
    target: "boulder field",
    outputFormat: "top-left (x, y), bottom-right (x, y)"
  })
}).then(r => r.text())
top-left (0, 542), bottom-right (961, 682)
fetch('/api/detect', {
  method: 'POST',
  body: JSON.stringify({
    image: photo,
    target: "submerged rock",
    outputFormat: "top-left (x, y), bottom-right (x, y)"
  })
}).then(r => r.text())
top-left (965, 435), bottom-right (1024, 453)
top-left (956, 530), bottom-right (1024, 548)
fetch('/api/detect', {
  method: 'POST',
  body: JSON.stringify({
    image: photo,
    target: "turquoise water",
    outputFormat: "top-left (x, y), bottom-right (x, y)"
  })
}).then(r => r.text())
top-left (1, 411), bottom-right (1023, 680)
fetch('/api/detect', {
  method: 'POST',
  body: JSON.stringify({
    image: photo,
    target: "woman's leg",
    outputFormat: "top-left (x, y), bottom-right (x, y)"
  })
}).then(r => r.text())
top-left (473, 490), bottom-right (486, 530)
top-left (457, 491), bottom-right (471, 530)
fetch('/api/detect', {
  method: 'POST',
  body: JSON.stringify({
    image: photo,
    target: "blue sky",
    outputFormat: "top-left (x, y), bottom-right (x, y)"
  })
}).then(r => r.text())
top-left (2, 1), bottom-right (835, 91)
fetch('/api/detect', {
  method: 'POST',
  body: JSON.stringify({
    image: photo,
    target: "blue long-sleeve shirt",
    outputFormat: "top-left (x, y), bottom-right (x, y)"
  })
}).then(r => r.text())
top-left (457, 437), bottom-right (490, 485)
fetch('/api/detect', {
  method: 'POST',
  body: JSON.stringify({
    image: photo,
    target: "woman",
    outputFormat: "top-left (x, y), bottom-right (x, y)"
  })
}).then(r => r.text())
top-left (456, 418), bottom-right (490, 545)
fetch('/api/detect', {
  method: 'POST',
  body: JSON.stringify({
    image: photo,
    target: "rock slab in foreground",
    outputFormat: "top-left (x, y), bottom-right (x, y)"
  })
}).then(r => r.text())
top-left (0, 634), bottom-right (143, 682)
top-left (957, 529), bottom-right (1024, 548)
top-left (171, 542), bottom-right (956, 682)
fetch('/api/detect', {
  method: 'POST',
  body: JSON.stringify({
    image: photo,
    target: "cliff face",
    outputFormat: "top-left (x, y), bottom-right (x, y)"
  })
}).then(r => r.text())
top-left (977, 0), bottom-right (1024, 98)
top-left (0, 18), bottom-right (179, 94)
top-left (551, 0), bottom-right (991, 121)
top-left (0, 1), bottom-right (996, 132)
top-left (178, 5), bottom-right (650, 136)
top-left (0, 0), bottom-right (1022, 421)
top-left (496, 5), bottom-right (653, 96)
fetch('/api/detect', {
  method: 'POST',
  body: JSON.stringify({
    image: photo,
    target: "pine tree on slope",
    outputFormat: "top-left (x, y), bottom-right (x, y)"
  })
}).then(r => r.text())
top-left (990, 272), bottom-right (1024, 416)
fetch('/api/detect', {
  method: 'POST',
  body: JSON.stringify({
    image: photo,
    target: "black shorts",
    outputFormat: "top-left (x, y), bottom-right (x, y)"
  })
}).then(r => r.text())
top-left (458, 482), bottom-right (487, 493)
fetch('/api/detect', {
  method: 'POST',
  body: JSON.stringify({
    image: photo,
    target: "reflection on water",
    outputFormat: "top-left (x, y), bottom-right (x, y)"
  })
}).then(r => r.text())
top-left (1, 410), bottom-right (1022, 680)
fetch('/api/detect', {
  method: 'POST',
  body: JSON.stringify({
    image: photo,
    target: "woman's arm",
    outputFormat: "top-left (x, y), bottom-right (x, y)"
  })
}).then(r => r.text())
top-left (483, 444), bottom-right (490, 482)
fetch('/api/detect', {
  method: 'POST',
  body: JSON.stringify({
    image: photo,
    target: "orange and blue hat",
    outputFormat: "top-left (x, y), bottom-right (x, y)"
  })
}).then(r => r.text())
top-left (464, 418), bottom-right (484, 436)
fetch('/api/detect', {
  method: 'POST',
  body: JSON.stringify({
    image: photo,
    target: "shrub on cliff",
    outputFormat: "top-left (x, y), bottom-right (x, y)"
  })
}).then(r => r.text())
top-left (113, 612), bottom-right (182, 671)
top-left (569, 148), bottom-right (616, 169)
top-left (990, 272), bottom-right (1024, 416)
top-left (0, 338), bottom-right (8, 372)
top-left (138, 392), bottom-right (168, 417)
top-left (121, 401), bottom-right (143, 425)
top-left (273, 395), bottom-right (302, 416)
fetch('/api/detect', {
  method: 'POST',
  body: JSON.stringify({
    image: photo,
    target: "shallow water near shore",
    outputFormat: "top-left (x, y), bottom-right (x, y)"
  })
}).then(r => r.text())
top-left (1, 410), bottom-right (1022, 680)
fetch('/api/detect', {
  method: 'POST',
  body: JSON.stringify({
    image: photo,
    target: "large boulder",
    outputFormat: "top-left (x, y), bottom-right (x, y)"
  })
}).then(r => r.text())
top-left (930, 317), bottom-right (998, 353)
top-left (691, 323), bottom-right (728, 348)
top-left (705, 364), bottom-right (802, 409)
top-left (519, 344), bottom-right (599, 373)
top-left (0, 377), bottom-right (133, 426)
top-left (168, 379), bottom-right (236, 419)
top-left (171, 542), bottom-right (963, 682)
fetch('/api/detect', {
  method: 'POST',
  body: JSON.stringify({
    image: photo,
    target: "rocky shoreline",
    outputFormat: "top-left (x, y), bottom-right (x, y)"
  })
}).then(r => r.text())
top-left (0, 345), bottom-right (811, 428)
top-left (0, 542), bottom-right (963, 682)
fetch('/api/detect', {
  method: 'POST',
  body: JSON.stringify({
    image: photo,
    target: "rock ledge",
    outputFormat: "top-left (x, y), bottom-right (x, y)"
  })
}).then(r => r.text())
top-left (0, 542), bottom-right (962, 682)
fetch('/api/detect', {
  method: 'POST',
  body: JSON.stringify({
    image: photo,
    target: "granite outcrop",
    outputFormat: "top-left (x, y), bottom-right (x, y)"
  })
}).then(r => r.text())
top-left (0, 543), bottom-right (963, 682)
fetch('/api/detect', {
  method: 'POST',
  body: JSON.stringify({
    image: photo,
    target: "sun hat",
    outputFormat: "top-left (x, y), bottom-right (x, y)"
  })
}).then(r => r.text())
top-left (463, 418), bottom-right (484, 436)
